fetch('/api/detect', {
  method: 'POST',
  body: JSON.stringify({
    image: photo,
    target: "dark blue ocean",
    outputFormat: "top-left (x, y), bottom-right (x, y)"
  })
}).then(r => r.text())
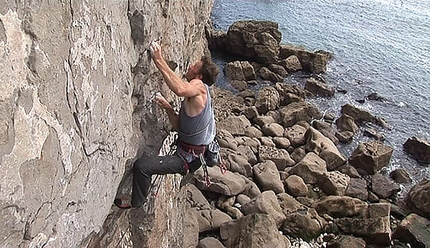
top-left (211, 0), bottom-right (430, 185)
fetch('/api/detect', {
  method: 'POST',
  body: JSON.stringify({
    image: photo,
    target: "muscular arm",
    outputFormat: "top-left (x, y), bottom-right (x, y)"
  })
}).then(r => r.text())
top-left (150, 42), bottom-right (204, 97)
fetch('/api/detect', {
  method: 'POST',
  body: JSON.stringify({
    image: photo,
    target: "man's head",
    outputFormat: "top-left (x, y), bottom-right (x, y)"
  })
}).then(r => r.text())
top-left (185, 56), bottom-right (220, 86)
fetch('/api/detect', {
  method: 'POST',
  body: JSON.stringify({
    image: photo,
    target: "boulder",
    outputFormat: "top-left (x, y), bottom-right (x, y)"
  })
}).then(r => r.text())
top-left (403, 136), bottom-right (430, 164)
top-left (345, 178), bottom-right (368, 201)
top-left (326, 235), bottom-right (366, 248)
top-left (349, 141), bottom-right (393, 175)
top-left (253, 160), bottom-right (285, 194)
top-left (318, 171), bottom-right (350, 196)
top-left (244, 126), bottom-right (263, 139)
top-left (305, 77), bottom-right (335, 97)
top-left (279, 55), bottom-right (302, 72)
top-left (253, 115), bottom-right (276, 128)
top-left (220, 213), bottom-right (290, 248)
top-left (285, 175), bottom-right (308, 197)
top-left (225, 20), bottom-right (282, 64)
top-left (193, 167), bottom-right (247, 196)
top-left (274, 82), bottom-right (306, 106)
top-left (277, 192), bottom-right (304, 215)
top-left (279, 102), bottom-right (322, 128)
top-left (218, 115), bottom-right (252, 136)
top-left (196, 209), bottom-right (232, 232)
top-left (258, 145), bottom-right (295, 170)
top-left (262, 122), bottom-right (285, 137)
top-left (273, 137), bottom-right (291, 149)
top-left (255, 86), bottom-right (280, 114)
top-left (341, 104), bottom-right (388, 128)
top-left (282, 208), bottom-right (327, 241)
top-left (313, 196), bottom-right (368, 218)
top-left (312, 120), bottom-right (339, 145)
top-left (370, 173), bottom-right (400, 199)
top-left (224, 60), bottom-right (256, 81)
top-left (335, 114), bottom-right (359, 133)
top-left (198, 237), bottom-right (226, 248)
top-left (305, 127), bottom-right (347, 170)
top-left (279, 44), bottom-right (331, 73)
top-left (334, 216), bottom-right (391, 246)
top-left (389, 169), bottom-right (412, 184)
top-left (289, 152), bottom-right (327, 184)
top-left (230, 80), bottom-right (248, 91)
top-left (185, 184), bottom-right (211, 209)
top-left (406, 179), bottom-right (430, 219)
top-left (392, 213), bottom-right (430, 248)
top-left (284, 124), bottom-right (307, 147)
top-left (241, 191), bottom-right (286, 228)
top-left (226, 153), bottom-right (253, 177)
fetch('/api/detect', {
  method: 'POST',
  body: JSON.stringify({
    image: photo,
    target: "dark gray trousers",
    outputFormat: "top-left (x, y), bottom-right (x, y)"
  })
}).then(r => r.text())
top-left (131, 154), bottom-right (185, 207)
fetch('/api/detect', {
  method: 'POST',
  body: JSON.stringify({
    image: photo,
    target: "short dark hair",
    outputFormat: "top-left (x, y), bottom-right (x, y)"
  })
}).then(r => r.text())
top-left (199, 56), bottom-right (219, 86)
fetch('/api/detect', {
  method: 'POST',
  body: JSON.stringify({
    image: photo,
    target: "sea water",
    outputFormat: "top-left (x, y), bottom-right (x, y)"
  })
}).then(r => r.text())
top-left (211, 0), bottom-right (430, 186)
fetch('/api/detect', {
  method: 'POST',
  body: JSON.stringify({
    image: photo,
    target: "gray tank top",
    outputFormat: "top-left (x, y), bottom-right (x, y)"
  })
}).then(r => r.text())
top-left (178, 85), bottom-right (215, 145)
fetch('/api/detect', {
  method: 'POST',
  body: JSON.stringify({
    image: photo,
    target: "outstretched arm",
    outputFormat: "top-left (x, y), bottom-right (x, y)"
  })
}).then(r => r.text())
top-left (149, 42), bottom-right (204, 97)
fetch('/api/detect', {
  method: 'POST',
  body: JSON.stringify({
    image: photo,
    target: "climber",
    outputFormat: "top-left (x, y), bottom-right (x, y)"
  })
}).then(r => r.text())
top-left (114, 41), bottom-right (220, 209)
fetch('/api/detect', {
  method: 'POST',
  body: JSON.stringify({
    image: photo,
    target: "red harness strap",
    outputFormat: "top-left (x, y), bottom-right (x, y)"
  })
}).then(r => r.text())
top-left (178, 141), bottom-right (206, 156)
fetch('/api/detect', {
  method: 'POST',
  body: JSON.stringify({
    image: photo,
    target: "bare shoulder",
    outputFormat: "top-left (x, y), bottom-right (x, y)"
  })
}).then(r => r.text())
top-left (189, 79), bottom-right (206, 93)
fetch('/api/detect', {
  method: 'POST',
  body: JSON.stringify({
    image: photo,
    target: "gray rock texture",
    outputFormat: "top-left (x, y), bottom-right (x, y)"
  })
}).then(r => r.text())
top-left (0, 1), bottom-right (214, 247)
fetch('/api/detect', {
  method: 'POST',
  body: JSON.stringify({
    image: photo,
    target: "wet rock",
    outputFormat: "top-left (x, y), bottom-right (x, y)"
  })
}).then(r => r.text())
top-left (305, 77), bottom-right (335, 97)
top-left (389, 169), bottom-right (412, 184)
top-left (312, 120), bottom-right (339, 145)
top-left (392, 213), bottom-right (430, 248)
top-left (335, 114), bottom-right (359, 133)
top-left (341, 104), bottom-right (389, 128)
top-left (274, 82), bottom-right (306, 106)
top-left (406, 179), bottom-right (430, 219)
top-left (403, 136), bottom-right (430, 164)
top-left (230, 80), bottom-right (248, 91)
top-left (279, 44), bottom-right (331, 73)
top-left (335, 130), bottom-right (354, 144)
top-left (349, 141), bottom-right (393, 175)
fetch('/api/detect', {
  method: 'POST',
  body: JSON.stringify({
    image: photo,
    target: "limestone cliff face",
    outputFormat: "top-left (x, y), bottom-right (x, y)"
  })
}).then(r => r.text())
top-left (0, 1), bottom-right (213, 247)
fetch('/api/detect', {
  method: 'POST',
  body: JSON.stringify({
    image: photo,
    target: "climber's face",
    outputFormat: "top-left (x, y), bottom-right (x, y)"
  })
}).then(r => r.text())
top-left (185, 60), bottom-right (203, 81)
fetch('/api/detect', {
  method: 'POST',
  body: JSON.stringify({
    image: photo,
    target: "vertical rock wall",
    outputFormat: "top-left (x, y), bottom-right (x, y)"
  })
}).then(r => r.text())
top-left (0, 0), bottom-right (214, 247)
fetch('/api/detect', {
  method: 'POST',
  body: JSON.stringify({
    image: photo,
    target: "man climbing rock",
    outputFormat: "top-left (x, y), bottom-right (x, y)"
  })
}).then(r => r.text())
top-left (114, 41), bottom-right (220, 209)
